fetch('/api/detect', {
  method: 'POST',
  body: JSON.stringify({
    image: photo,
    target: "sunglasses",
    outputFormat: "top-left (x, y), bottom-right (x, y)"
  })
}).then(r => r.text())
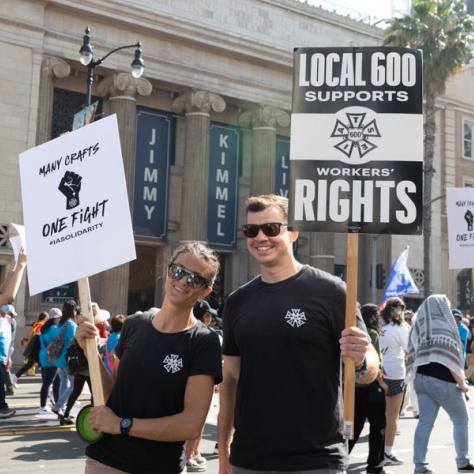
top-left (167, 262), bottom-right (211, 289)
top-left (241, 222), bottom-right (290, 238)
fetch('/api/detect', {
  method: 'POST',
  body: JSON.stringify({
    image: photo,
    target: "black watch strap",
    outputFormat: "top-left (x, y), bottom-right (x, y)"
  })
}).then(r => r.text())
top-left (120, 417), bottom-right (133, 437)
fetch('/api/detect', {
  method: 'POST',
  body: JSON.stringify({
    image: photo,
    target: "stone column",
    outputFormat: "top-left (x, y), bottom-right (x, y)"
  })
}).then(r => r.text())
top-left (27, 56), bottom-right (71, 321)
top-left (95, 73), bottom-right (152, 315)
top-left (172, 90), bottom-right (226, 241)
top-left (239, 106), bottom-right (290, 196)
top-left (238, 106), bottom-right (290, 278)
top-left (310, 233), bottom-right (335, 275)
top-left (36, 56), bottom-right (70, 145)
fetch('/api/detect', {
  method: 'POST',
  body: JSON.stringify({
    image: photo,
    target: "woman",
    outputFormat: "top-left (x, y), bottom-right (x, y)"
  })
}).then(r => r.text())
top-left (380, 297), bottom-right (409, 466)
top-left (38, 308), bottom-right (62, 414)
top-left (39, 301), bottom-right (77, 414)
top-left (349, 304), bottom-right (388, 474)
top-left (76, 242), bottom-right (223, 474)
top-left (408, 294), bottom-right (473, 474)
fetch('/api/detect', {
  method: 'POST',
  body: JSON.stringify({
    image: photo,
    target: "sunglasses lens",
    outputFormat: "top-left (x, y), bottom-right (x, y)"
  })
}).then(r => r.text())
top-left (168, 263), bottom-right (208, 289)
top-left (242, 225), bottom-right (259, 238)
top-left (262, 223), bottom-right (281, 237)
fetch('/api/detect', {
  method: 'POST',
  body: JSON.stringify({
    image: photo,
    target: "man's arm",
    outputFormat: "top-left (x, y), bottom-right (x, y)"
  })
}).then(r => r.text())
top-left (0, 250), bottom-right (26, 306)
top-left (218, 355), bottom-right (240, 474)
top-left (89, 374), bottom-right (215, 440)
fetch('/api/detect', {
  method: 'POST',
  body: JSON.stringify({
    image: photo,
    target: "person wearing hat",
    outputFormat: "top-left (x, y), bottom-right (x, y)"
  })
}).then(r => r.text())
top-left (0, 304), bottom-right (16, 418)
top-left (453, 309), bottom-right (470, 368)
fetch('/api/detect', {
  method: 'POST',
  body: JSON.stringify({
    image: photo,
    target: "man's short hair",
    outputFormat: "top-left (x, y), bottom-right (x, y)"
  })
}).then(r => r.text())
top-left (246, 194), bottom-right (288, 220)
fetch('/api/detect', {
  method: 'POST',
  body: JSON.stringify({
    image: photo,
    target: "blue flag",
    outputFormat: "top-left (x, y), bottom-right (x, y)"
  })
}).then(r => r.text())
top-left (380, 247), bottom-right (419, 305)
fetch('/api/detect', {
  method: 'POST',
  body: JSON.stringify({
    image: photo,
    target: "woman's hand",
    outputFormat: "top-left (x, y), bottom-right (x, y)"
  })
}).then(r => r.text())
top-left (75, 321), bottom-right (99, 351)
top-left (90, 405), bottom-right (121, 435)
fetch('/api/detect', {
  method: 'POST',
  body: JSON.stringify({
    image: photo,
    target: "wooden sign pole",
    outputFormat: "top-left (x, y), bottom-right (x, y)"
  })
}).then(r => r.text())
top-left (77, 277), bottom-right (106, 406)
top-left (343, 232), bottom-right (359, 440)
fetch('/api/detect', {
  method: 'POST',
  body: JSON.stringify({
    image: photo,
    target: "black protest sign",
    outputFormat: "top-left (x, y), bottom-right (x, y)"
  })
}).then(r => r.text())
top-left (289, 47), bottom-right (423, 234)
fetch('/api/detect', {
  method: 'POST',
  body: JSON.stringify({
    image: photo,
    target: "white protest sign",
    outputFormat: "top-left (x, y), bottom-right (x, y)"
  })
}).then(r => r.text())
top-left (9, 223), bottom-right (26, 265)
top-left (289, 47), bottom-right (423, 235)
top-left (447, 187), bottom-right (474, 269)
top-left (19, 114), bottom-right (136, 295)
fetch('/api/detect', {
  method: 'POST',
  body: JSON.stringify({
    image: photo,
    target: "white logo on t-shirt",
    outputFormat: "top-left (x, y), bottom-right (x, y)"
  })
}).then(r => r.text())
top-left (163, 354), bottom-right (183, 373)
top-left (284, 309), bottom-right (307, 327)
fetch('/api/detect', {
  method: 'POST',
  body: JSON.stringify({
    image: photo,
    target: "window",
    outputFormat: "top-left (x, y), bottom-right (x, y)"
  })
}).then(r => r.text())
top-left (464, 120), bottom-right (474, 160)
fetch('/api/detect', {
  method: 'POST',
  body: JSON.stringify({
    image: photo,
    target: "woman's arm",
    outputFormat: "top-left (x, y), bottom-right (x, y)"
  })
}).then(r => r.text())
top-left (90, 374), bottom-right (215, 441)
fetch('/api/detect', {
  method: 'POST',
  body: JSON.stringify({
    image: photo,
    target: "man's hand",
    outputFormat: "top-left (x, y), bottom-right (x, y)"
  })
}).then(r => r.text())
top-left (58, 171), bottom-right (82, 209)
top-left (75, 321), bottom-right (99, 351)
top-left (340, 326), bottom-right (370, 367)
top-left (90, 405), bottom-right (121, 434)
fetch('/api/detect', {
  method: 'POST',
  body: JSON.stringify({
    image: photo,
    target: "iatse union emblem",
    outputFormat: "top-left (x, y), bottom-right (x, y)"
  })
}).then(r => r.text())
top-left (330, 112), bottom-right (381, 160)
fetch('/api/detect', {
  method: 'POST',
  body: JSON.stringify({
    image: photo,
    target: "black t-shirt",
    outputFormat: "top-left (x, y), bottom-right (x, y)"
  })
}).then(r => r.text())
top-left (86, 313), bottom-right (222, 473)
top-left (223, 265), bottom-right (366, 471)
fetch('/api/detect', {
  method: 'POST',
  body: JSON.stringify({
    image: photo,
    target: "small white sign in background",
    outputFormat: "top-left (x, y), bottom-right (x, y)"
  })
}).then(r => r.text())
top-left (19, 114), bottom-right (136, 295)
top-left (447, 187), bottom-right (474, 269)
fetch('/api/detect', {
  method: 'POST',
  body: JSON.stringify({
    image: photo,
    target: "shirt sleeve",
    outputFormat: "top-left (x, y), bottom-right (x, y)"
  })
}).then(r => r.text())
top-left (189, 330), bottom-right (223, 384)
top-left (222, 296), bottom-right (240, 356)
top-left (115, 317), bottom-right (133, 359)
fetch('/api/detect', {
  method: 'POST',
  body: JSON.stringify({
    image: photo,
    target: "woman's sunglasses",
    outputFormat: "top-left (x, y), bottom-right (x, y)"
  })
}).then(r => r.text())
top-left (167, 262), bottom-right (211, 289)
top-left (241, 222), bottom-right (290, 238)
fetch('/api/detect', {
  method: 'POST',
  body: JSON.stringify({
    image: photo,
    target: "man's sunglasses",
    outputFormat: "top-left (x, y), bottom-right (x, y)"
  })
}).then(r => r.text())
top-left (241, 222), bottom-right (290, 238)
top-left (167, 262), bottom-right (211, 289)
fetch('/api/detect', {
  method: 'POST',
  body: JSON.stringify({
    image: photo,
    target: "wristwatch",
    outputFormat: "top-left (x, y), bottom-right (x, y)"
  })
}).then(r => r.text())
top-left (120, 417), bottom-right (133, 437)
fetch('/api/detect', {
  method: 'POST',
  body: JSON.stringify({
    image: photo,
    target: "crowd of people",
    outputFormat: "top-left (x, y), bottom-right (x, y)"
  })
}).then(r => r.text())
top-left (1, 194), bottom-right (474, 474)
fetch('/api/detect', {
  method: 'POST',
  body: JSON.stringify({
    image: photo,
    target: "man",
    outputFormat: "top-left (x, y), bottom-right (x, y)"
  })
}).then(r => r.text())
top-left (218, 194), bottom-right (379, 474)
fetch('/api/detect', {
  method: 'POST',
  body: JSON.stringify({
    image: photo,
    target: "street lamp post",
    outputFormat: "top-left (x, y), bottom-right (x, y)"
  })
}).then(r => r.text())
top-left (79, 26), bottom-right (144, 106)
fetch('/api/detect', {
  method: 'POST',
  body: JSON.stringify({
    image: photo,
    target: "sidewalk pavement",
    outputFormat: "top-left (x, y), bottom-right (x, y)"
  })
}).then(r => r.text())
top-left (1, 375), bottom-right (473, 473)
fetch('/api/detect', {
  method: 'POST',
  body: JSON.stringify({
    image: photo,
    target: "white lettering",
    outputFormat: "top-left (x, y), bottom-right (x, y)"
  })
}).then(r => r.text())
top-left (294, 179), bottom-right (315, 220)
top-left (217, 204), bottom-right (226, 219)
top-left (144, 205), bottom-right (155, 220)
top-left (143, 186), bottom-right (157, 201)
top-left (144, 168), bottom-right (158, 183)
top-left (216, 187), bottom-right (228, 201)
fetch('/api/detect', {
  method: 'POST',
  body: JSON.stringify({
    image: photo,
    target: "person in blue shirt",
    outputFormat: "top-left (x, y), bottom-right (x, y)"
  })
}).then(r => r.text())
top-left (39, 302), bottom-right (77, 414)
top-left (453, 309), bottom-right (470, 367)
top-left (103, 314), bottom-right (125, 375)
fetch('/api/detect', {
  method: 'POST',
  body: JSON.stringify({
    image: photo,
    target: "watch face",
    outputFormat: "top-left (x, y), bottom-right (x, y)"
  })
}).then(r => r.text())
top-left (121, 418), bottom-right (132, 430)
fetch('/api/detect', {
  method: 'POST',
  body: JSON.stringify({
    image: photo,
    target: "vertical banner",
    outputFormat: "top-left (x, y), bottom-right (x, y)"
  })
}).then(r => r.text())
top-left (133, 107), bottom-right (173, 240)
top-left (275, 136), bottom-right (290, 197)
top-left (447, 187), bottom-right (474, 269)
top-left (207, 123), bottom-right (240, 247)
top-left (289, 47), bottom-right (423, 234)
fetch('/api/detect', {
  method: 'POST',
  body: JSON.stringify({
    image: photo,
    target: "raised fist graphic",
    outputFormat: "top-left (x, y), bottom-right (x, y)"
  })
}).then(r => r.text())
top-left (465, 209), bottom-right (473, 232)
top-left (58, 171), bottom-right (82, 209)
